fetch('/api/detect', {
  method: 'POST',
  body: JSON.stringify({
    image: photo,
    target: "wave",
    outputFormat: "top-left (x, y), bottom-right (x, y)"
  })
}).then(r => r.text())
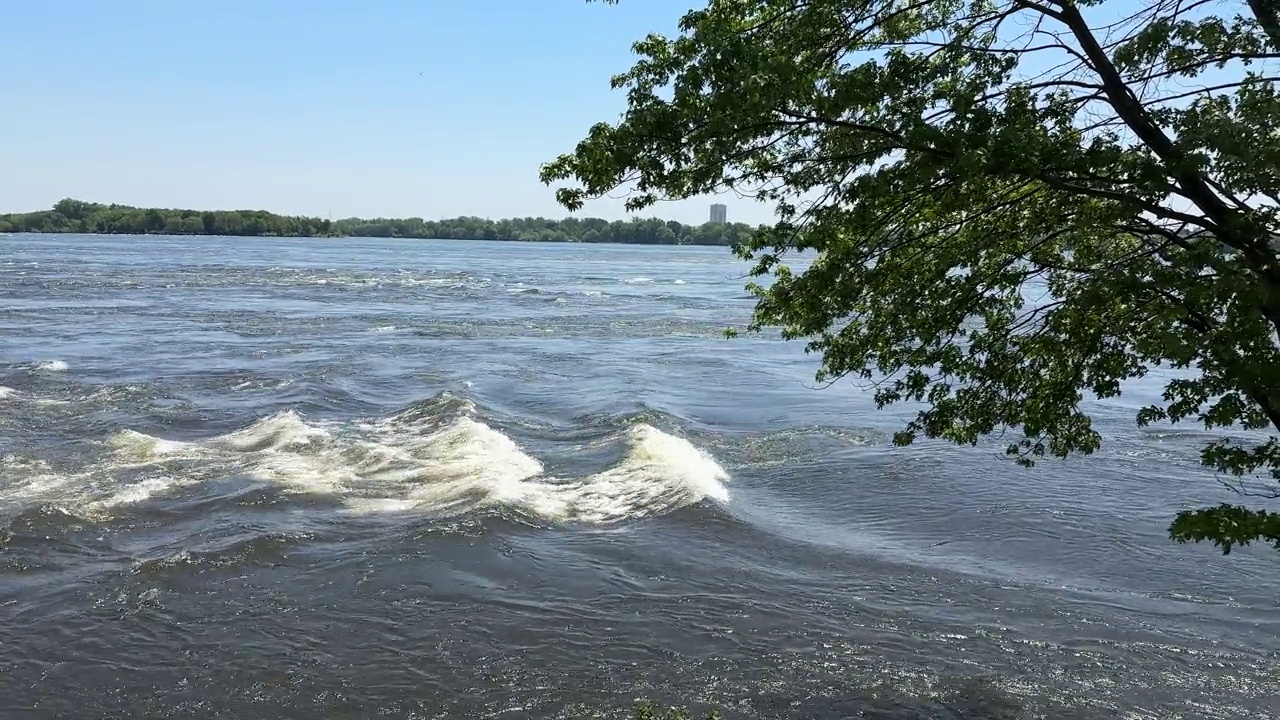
top-left (33, 360), bottom-right (68, 372)
top-left (0, 456), bottom-right (93, 512)
top-left (4, 398), bottom-right (730, 527)
top-left (209, 411), bottom-right (332, 453)
top-left (0, 386), bottom-right (17, 399)
top-left (253, 267), bottom-right (494, 292)
top-left (86, 475), bottom-right (190, 511)
top-left (509, 423), bottom-right (731, 524)
top-left (130, 532), bottom-right (309, 576)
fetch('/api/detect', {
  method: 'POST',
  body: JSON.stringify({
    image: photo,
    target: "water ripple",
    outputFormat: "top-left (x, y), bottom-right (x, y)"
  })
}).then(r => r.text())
top-left (1, 233), bottom-right (1277, 718)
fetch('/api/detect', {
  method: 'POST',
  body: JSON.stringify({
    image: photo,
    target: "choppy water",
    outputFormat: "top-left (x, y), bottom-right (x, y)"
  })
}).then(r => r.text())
top-left (1, 233), bottom-right (1277, 719)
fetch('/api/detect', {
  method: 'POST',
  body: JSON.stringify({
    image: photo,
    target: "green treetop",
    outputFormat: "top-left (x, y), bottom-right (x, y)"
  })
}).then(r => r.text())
top-left (542, 0), bottom-right (1280, 554)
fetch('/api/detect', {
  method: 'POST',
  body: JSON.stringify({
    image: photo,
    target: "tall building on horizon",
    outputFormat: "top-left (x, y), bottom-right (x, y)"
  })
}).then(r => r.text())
top-left (709, 203), bottom-right (727, 224)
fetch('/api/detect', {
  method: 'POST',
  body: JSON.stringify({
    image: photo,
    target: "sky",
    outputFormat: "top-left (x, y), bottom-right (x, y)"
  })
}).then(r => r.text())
top-left (0, 0), bottom-right (771, 225)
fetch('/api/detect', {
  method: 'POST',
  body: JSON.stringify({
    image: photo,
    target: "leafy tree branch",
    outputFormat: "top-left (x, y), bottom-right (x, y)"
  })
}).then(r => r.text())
top-left (545, 0), bottom-right (1280, 554)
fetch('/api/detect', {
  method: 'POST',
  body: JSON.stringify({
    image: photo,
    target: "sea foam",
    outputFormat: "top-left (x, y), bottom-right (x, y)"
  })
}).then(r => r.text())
top-left (18, 404), bottom-right (730, 525)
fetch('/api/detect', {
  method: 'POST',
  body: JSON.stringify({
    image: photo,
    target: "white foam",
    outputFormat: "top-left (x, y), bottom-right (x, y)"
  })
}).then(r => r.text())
top-left (672, 279), bottom-right (687, 285)
top-left (2, 405), bottom-right (729, 526)
top-left (344, 497), bottom-right (419, 515)
top-left (0, 456), bottom-right (98, 513)
top-left (371, 325), bottom-right (397, 333)
top-left (350, 422), bottom-right (730, 523)
top-left (395, 417), bottom-right (547, 512)
top-left (623, 277), bottom-right (654, 285)
top-left (207, 411), bottom-right (330, 453)
top-left (108, 429), bottom-right (197, 461)
top-left (0, 386), bottom-right (17, 399)
top-left (91, 476), bottom-right (184, 509)
top-left (106, 411), bottom-right (327, 459)
top-left (33, 360), bottom-right (68, 372)
top-left (198, 413), bottom-right (539, 506)
top-left (249, 451), bottom-right (354, 495)
top-left (507, 424), bottom-right (730, 523)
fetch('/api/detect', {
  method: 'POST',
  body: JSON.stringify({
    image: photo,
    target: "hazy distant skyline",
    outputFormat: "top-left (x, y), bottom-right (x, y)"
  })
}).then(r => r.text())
top-left (0, 0), bottom-right (771, 225)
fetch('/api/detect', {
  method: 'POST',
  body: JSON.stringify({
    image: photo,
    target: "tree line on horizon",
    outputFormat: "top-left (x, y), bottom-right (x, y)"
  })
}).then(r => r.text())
top-left (0, 199), bottom-right (756, 246)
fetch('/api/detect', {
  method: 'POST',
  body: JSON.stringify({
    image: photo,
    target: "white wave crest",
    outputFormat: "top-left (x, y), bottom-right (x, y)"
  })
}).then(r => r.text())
top-left (0, 386), bottom-right (17, 399)
top-left (623, 277), bottom-right (654, 285)
top-left (208, 411), bottom-right (331, 453)
top-left (108, 430), bottom-right (190, 460)
top-left (348, 416), bottom-right (548, 515)
top-left (349, 421), bottom-right (730, 523)
top-left (90, 476), bottom-right (184, 509)
top-left (502, 424), bottom-right (730, 524)
top-left (4, 406), bottom-right (729, 526)
top-left (33, 360), bottom-right (68, 372)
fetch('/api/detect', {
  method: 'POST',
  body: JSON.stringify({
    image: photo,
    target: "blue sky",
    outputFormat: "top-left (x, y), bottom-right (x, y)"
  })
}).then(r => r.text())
top-left (0, 0), bottom-right (767, 225)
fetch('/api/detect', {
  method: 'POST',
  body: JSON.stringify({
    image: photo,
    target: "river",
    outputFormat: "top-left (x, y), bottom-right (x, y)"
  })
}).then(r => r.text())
top-left (1, 233), bottom-right (1276, 718)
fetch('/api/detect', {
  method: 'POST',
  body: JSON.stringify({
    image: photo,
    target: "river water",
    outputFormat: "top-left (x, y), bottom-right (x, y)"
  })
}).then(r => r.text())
top-left (1, 233), bottom-right (1276, 719)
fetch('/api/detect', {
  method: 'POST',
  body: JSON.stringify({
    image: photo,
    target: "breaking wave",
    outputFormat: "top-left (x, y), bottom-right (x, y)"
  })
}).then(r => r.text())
top-left (5, 397), bottom-right (730, 526)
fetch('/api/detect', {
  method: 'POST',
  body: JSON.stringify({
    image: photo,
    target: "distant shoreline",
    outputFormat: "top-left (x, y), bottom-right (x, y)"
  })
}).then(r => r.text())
top-left (0, 229), bottom-right (728, 247)
top-left (1, 199), bottom-right (758, 247)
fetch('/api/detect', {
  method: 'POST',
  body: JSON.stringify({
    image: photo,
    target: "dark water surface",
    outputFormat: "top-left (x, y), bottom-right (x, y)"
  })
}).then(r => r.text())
top-left (1, 233), bottom-right (1277, 719)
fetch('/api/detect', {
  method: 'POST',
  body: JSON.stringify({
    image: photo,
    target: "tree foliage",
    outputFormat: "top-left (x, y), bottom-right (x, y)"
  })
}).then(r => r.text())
top-left (542, 0), bottom-right (1280, 553)
top-left (0, 200), bottom-right (754, 246)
